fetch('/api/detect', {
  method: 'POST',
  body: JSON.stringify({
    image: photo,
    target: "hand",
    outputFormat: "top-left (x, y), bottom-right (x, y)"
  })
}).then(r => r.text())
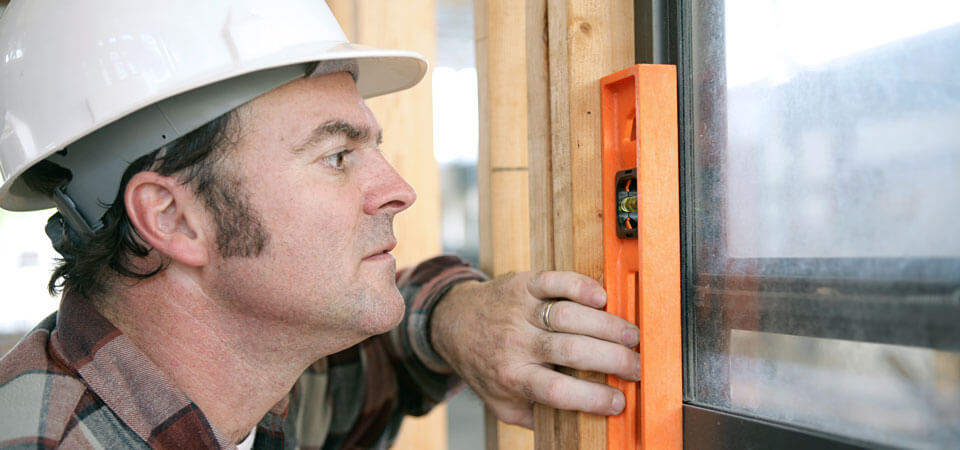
top-left (429, 271), bottom-right (642, 428)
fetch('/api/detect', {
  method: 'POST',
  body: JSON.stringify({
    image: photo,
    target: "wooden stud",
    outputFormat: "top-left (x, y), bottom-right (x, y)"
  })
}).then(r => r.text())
top-left (532, 1), bottom-right (635, 449)
top-left (525, 1), bottom-right (562, 448)
top-left (526, 0), bottom-right (554, 281)
top-left (325, 0), bottom-right (357, 41)
top-left (327, 2), bottom-right (447, 449)
top-left (475, 0), bottom-right (535, 449)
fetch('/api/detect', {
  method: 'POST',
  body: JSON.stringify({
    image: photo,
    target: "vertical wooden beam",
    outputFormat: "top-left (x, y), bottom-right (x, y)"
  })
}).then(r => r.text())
top-left (327, 2), bottom-right (447, 450)
top-left (474, 0), bottom-right (534, 449)
top-left (325, 0), bottom-right (357, 41)
top-left (531, 1), bottom-right (635, 449)
top-left (526, 0), bottom-right (554, 279)
top-left (526, 1), bottom-right (561, 448)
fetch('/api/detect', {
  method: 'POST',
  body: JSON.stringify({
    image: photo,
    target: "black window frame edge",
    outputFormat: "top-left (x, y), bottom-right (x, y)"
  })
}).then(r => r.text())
top-left (634, 0), bottom-right (951, 447)
top-left (683, 404), bottom-right (883, 450)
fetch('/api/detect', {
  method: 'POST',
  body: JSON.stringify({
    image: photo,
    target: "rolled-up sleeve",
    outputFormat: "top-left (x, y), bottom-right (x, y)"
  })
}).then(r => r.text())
top-left (386, 254), bottom-right (489, 416)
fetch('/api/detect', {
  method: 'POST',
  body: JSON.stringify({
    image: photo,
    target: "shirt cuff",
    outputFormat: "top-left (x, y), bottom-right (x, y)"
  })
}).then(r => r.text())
top-left (394, 255), bottom-right (489, 374)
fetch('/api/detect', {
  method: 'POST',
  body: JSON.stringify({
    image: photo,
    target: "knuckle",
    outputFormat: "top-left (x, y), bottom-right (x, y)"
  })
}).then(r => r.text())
top-left (520, 382), bottom-right (536, 401)
top-left (543, 377), bottom-right (566, 405)
top-left (533, 334), bottom-right (554, 360)
top-left (558, 338), bottom-right (577, 364)
top-left (568, 278), bottom-right (585, 298)
top-left (537, 334), bottom-right (579, 365)
top-left (493, 365), bottom-right (518, 388)
top-left (509, 277), bottom-right (529, 301)
top-left (528, 271), bottom-right (545, 291)
top-left (583, 274), bottom-right (601, 290)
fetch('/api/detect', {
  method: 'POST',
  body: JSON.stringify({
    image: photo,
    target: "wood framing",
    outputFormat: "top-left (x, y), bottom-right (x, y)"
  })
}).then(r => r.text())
top-left (327, 2), bottom-right (446, 449)
top-left (526, 2), bottom-right (560, 446)
top-left (528, 1), bottom-right (635, 449)
top-left (474, 0), bottom-right (535, 449)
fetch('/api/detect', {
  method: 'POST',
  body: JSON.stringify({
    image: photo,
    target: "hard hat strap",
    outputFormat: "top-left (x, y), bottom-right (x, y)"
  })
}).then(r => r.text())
top-left (44, 212), bottom-right (85, 258)
top-left (51, 183), bottom-right (99, 238)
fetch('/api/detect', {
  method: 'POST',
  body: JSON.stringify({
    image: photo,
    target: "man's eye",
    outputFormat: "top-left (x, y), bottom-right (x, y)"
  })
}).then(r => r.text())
top-left (323, 149), bottom-right (352, 170)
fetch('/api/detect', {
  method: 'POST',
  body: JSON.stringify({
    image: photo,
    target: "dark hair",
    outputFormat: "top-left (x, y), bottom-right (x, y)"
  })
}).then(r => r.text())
top-left (21, 112), bottom-right (269, 300)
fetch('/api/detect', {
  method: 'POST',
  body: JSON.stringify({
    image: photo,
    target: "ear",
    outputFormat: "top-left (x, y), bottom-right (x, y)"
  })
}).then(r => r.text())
top-left (124, 172), bottom-right (210, 267)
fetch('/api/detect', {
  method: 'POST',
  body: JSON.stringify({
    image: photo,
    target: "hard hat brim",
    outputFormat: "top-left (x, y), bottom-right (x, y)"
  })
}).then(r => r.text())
top-left (0, 43), bottom-right (428, 213)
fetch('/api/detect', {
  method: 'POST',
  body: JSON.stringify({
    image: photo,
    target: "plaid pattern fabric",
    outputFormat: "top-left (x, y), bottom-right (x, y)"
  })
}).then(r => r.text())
top-left (0, 255), bottom-right (487, 449)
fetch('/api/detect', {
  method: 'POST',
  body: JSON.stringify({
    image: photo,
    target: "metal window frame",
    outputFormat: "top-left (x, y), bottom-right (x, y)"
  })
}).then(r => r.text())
top-left (636, 0), bottom-right (960, 447)
top-left (683, 404), bottom-right (878, 449)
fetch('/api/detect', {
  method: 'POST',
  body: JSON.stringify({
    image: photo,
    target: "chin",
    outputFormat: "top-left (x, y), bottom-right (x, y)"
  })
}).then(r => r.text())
top-left (358, 286), bottom-right (407, 336)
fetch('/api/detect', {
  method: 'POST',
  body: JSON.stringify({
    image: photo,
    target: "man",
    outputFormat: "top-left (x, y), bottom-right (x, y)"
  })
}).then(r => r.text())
top-left (0, 1), bottom-right (642, 448)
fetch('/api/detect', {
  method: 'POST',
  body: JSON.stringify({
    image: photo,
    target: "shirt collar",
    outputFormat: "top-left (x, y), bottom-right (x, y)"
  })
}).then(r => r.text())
top-left (52, 291), bottom-right (234, 448)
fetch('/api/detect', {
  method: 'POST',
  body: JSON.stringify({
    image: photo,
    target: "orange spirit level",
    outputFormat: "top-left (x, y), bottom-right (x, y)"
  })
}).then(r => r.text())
top-left (601, 64), bottom-right (682, 450)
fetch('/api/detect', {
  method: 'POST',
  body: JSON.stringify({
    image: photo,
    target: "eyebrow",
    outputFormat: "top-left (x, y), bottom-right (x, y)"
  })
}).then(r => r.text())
top-left (291, 120), bottom-right (383, 154)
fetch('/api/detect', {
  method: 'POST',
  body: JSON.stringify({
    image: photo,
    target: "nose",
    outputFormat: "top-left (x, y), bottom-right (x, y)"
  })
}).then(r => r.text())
top-left (363, 153), bottom-right (417, 216)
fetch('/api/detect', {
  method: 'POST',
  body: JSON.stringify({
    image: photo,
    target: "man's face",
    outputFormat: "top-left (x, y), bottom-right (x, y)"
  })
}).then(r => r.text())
top-left (205, 72), bottom-right (415, 344)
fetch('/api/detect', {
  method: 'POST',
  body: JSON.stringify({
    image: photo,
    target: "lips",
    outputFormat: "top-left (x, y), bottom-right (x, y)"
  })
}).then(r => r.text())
top-left (364, 241), bottom-right (397, 260)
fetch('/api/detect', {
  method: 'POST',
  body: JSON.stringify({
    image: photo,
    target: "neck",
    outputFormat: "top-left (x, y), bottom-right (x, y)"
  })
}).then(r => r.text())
top-left (97, 267), bottom-right (351, 443)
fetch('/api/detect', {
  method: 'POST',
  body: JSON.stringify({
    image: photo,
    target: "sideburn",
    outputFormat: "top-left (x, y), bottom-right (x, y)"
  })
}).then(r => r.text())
top-left (198, 157), bottom-right (271, 258)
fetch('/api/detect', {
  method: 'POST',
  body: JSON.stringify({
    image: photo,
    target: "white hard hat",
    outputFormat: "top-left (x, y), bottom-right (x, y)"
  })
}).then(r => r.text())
top-left (0, 0), bottom-right (428, 234)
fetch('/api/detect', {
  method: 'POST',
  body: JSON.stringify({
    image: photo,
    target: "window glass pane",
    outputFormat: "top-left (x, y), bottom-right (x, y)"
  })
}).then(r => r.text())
top-left (720, 0), bottom-right (960, 258)
top-left (688, 0), bottom-right (960, 446)
top-left (728, 331), bottom-right (960, 445)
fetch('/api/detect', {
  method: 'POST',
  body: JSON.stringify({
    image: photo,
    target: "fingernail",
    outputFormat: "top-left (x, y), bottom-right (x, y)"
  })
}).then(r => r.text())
top-left (611, 392), bottom-right (626, 414)
top-left (622, 328), bottom-right (639, 347)
top-left (593, 289), bottom-right (607, 306)
top-left (635, 357), bottom-right (643, 380)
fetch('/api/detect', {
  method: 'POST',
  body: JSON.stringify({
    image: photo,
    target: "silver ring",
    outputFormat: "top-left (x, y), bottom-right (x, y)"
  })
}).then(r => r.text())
top-left (541, 301), bottom-right (558, 332)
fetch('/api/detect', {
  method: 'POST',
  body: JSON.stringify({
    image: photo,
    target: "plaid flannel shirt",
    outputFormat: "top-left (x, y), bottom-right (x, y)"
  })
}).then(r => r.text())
top-left (0, 255), bottom-right (487, 449)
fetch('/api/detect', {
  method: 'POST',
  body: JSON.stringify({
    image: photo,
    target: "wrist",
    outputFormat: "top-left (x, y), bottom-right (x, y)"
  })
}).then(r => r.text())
top-left (428, 279), bottom-right (480, 370)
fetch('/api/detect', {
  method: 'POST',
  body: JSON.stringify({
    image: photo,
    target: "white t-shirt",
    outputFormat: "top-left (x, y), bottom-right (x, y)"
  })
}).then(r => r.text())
top-left (236, 427), bottom-right (256, 450)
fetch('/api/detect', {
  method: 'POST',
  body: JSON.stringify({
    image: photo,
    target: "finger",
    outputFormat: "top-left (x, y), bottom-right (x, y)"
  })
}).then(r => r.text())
top-left (516, 364), bottom-right (626, 415)
top-left (532, 333), bottom-right (642, 382)
top-left (527, 271), bottom-right (606, 308)
top-left (532, 300), bottom-right (640, 347)
top-left (487, 402), bottom-right (534, 429)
